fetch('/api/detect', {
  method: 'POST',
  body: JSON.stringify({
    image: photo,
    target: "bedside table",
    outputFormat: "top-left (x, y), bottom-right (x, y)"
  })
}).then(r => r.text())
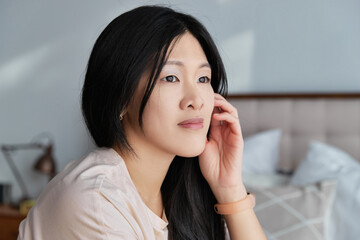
top-left (0, 205), bottom-right (26, 240)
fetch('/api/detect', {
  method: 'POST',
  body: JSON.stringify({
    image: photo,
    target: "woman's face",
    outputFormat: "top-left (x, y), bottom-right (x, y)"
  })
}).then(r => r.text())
top-left (124, 32), bottom-right (214, 158)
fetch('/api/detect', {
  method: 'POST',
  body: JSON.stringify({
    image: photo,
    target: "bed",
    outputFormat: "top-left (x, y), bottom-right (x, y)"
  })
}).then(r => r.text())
top-left (226, 93), bottom-right (360, 240)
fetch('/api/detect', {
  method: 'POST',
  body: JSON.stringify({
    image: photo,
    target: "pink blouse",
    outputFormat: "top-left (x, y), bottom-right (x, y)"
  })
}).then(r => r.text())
top-left (18, 148), bottom-right (168, 239)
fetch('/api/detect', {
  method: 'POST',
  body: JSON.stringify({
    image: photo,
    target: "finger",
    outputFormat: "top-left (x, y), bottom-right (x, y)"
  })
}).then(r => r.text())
top-left (214, 98), bottom-right (238, 119)
top-left (210, 110), bottom-right (223, 128)
top-left (211, 102), bottom-right (223, 127)
top-left (213, 112), bottom-right (242, 135)
top-left (214, 93), bottom-right (225, 99)
top-left (214, 93), bottom-right (230, 102)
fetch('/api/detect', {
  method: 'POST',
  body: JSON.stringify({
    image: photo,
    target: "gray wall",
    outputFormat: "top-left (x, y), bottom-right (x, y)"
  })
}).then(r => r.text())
top-left (1, 0), bottom-right (359, 202)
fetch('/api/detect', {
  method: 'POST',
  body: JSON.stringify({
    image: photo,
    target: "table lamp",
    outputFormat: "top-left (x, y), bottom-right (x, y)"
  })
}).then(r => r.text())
top-left (1, 139), bottom-right (57, 203)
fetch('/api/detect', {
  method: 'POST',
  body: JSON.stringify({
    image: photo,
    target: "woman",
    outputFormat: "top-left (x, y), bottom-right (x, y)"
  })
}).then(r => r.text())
top-left (18, 5), bottom-right (266, 240)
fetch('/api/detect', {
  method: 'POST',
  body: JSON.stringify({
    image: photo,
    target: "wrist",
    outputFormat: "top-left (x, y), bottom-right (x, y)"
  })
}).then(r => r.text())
top-left (214, 193), bottom-right (256, 215)
top-left (214, 184), bottom-right (247, 204)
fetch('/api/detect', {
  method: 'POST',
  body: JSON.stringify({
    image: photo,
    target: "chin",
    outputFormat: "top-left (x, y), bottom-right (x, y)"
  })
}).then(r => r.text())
top-left (176, 141), bottom-right (206, 158)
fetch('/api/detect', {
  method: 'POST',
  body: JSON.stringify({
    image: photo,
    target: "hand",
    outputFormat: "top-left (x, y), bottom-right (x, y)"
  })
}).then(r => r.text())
top-left (199, 93), bottom-right (247, 203)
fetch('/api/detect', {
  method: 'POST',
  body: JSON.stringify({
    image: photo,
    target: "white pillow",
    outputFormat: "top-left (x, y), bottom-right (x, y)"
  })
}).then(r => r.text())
top-left (242, 128), bottom-right (282, 174)
top-left (291, 141), bottom-right (360, 240)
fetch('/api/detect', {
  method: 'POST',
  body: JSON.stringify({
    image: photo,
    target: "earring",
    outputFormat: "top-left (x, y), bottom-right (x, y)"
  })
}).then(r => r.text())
top-left (119, 110), bottom-right (126, 121)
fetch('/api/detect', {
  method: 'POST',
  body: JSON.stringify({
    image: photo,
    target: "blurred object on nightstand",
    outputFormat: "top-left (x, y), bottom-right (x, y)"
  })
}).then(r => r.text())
top-left (1, 134), bottom-right (57, 203)
top-left (19, 199), bottom-right (35, 216)
top-left (0, 204), bottom-right (26, 240)
top-left (33, 144), bottom-right (56, 179)
top-left (0, 183), bottom-right (11, 205)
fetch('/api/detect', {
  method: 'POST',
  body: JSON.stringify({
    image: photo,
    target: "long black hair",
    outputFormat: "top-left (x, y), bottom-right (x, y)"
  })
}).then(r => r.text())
top-left (82, 5), bottom-right (228, 239)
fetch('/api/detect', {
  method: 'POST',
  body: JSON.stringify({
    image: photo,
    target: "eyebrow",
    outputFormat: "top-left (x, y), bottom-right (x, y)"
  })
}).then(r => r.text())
top-left (164, 60), bottom-right (211, 69)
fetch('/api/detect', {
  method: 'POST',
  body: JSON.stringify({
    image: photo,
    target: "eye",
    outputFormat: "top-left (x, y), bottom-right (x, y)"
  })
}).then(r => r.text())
top-left (161, 75), bottom-right (178, 83)
top-left (198, 76), bottom-right (211, 83)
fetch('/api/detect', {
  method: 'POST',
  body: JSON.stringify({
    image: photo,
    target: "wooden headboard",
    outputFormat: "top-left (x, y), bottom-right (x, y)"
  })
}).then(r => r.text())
top-left (226, 92), bottom-right (360, 172)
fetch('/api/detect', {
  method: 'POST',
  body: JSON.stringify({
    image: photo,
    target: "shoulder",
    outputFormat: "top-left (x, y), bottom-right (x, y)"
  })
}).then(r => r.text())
top-left (18, 148), bottom-right (140, 240)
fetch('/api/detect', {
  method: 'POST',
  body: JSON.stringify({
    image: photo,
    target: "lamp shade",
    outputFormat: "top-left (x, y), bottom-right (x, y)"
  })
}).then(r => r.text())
top-left (34, 145), bottom-right (56, 179)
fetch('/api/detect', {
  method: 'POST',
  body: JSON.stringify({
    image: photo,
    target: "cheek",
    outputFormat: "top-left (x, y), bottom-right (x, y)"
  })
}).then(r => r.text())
top-left (203, 88), bottom-right (215, 122)
top-left (141, 89), bottom-right (177, 133)
top-left (206, 90), bottom-right (215, 110)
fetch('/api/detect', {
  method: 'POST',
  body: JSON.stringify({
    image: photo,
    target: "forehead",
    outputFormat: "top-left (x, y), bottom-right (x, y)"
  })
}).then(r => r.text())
top-left (166, 32), bottom-right (208, 62)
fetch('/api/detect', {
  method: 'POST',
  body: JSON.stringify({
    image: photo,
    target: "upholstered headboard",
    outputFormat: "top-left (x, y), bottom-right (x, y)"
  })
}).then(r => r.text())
top-left (227, 93), bottom-right (360, 172)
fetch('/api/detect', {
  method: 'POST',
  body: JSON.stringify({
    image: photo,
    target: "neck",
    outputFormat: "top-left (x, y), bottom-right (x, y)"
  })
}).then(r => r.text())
top-left (113, 133), bottom-right (174, 214)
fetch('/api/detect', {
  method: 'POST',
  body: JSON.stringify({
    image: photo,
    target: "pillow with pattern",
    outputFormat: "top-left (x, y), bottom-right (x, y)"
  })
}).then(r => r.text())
top-left (247, 180), bottom-right (336, 240)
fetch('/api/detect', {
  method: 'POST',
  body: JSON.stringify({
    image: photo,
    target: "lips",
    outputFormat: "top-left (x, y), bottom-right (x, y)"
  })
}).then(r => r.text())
top-left (178, 118), bottom-right (204, 130)
top-left (178, 118), bottom-right (204, 125)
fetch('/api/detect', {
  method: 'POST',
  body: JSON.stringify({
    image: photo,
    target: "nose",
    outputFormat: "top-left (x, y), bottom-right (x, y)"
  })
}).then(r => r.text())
top-left (179, 85), bottom-right (204, 111)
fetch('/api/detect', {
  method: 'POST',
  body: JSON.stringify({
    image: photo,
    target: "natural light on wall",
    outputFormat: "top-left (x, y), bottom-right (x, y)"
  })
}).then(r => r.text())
top-left (221, 29), bottom-right (255, 94)
top-left (0, 43), bottom-right (55, 90)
